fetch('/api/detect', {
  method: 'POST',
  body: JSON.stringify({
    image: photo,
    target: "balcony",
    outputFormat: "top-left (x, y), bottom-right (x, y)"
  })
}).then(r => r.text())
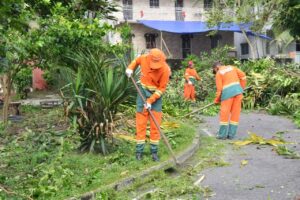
top-left (117, 6), bottom-right (206, 22)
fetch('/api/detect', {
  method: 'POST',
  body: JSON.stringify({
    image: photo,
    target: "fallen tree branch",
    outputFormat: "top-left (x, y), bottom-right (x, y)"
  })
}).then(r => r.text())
top-left (0, 184), bottom-right (34, 200)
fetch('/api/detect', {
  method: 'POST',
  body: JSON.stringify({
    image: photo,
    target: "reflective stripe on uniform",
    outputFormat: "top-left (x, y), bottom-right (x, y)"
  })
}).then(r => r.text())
top-left (136, 139), bottom-right (145, 144)
top-left (223, 82), bottom-right (240, 89)
top-left (230, 121), bottom-right (239, 125)
top-left (141, 83), bottom-right (157, 91)
top-left (150, 139), bottom-right (159, 144)
top-left (220, 121), bottom-right (229, 125)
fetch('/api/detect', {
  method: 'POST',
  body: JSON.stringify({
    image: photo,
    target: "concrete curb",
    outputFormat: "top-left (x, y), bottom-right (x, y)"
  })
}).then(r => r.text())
top-left (68, 131), bottom-right (201, 200)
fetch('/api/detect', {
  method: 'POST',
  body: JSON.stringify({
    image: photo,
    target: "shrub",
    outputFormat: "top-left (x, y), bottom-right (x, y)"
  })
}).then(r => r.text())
top-left (60, 49), bottom-right (135, 154)
top-left (14, 68), bottom-right (32, 99)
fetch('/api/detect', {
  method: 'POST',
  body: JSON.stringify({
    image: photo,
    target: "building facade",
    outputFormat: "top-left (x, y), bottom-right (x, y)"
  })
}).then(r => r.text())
top-left (111, 0), bottom-right (299, 63)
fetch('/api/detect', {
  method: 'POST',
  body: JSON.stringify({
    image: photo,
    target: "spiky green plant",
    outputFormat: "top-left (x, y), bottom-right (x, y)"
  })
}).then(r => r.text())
top-left (60, 49), bottom-right (136, 154)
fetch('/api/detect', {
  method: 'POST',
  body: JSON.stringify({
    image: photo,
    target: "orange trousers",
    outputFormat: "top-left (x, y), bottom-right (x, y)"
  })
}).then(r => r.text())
top-left (136, 109), bottom-right (162, 145)
top-left (184, 84), bottom-right (196, 101)
top-left (220, 94), bottom-right (243, 126)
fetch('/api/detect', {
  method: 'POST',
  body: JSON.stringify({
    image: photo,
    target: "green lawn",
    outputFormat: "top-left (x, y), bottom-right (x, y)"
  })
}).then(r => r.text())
top-left (94, 136), bottom-right (227, 199)
top-left (0, 106), bottom-right (197, 200)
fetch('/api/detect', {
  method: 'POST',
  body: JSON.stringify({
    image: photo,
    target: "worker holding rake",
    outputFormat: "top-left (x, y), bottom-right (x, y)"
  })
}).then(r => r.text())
top-left (125, 48), bottom-right (170, 161)
top-left (212, 61), bottom-right (247, 139)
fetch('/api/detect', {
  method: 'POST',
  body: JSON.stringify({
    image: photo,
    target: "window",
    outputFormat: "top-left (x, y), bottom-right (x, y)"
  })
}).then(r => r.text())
top-left (296, 40), bottom-right (300, 52)
top-left (266, 41), bottom-right (270, 54)
top-left (210, 34), bottom-right (221, 49)
top-left (265, 29), bottom-right (273, 54)
top-left (182, 34), bottom-right (192, 58)
top-left (241, 43), bottom-right (249, 55)
top-left (204, 0), bottom-right (213, 9)
top-left (123, 0), bottom-right (133, 20)
top-left (175, 0), bottom-right (184, 7)
top-left (175, 0), bottom-right (184, 21)
top-left (150, 0), bottom-right (159, 8)
top-left (144, 33), bottom-right (157, 49)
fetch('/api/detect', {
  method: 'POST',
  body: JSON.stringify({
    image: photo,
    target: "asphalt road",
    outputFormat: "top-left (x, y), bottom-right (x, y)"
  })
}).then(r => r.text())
top-left (199, 112), bottom-right (300, 200)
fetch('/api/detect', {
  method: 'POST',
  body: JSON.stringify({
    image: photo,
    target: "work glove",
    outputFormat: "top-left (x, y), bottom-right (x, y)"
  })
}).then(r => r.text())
top-left (188, 81), bottom-right (193, 85)
top-left (144, 102), bottom-right (151, 110)
top-left (214, 98), bottom-right (220, 104)
top-left (125, 69), bottom-right (133, 78)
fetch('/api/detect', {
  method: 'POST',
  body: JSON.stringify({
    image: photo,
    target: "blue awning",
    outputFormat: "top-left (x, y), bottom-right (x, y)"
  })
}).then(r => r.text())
top-left (138, 20), bottom-right (271, 40)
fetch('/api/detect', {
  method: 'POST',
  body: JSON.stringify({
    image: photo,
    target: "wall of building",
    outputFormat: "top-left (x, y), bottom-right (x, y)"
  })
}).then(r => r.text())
top-left (128, 23), bottom-right (235, 59)
top-left (113, 0), bottom-right (210, 22)
top-left (234, 32), bottom-right (297, 61)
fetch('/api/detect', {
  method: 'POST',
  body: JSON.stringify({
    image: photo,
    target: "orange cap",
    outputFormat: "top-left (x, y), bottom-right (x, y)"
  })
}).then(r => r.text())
top-left (148, 48), bottom-right (167, 69)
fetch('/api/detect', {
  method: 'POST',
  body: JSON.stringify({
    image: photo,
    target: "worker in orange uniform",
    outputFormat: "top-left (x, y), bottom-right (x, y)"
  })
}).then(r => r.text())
top-left (125, 48), bottom-right (170, 161)
top-left (212, 61), bottom-right (247, 139)
top-left (184, 61), bottom-right (201, 102)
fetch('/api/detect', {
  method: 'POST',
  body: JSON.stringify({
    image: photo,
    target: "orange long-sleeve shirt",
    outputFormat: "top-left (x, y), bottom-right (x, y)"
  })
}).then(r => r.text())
top-left (127, 55), bottom-right (170, 104)
top-left (215, 65), bottom-right (246, 103)
top-left (184, 68), bottom-right (201, 84)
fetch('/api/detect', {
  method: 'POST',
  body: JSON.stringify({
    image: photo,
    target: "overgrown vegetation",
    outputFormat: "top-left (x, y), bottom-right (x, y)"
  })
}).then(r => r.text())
top-left (175, 46), bottom-right (300, 126)
top-left (14, 68), bottom-right (33, 99)
top-left (240, 59), bottom-right (300, 126)
top-left (94, 136), bottom-right (227, 199)
top-left (0, 106), bottom-right (196, 199)
top-left (60, 49), bottom-right (135, 154)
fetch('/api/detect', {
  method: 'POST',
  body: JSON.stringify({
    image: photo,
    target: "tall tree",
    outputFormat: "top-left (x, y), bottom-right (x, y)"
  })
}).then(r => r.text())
top-left (273, 0), bottom-right (300, 39)
top-left (204, 0), bottom-right (284, 59)
top-left (0, 0), bottom-right (118, 124)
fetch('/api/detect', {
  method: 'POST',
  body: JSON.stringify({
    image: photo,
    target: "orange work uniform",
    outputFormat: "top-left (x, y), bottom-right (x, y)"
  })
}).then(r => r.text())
top-left (184, 68), bottom-right (201, 101)
top-left (214, 65), bottom-right (246, 139)
top-left (127, 53), bottom-right (170, 154)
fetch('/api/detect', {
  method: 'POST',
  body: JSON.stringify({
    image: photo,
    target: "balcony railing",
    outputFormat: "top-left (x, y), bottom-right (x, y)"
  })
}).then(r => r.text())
top-left (175, 7), bottom-right (184, 21)
top-left (116, 6), bottom-right (205, 22)
top-left (123, 5), bottom-right (133, 20)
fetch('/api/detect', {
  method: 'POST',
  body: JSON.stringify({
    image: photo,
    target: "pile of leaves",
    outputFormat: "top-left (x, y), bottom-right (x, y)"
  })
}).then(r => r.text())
top-left (240, 59), bottom-right (300, 126)
top-left (233, 132), bottom-right (299, 159)
top-left (233, 132), bottom-right (288, 147)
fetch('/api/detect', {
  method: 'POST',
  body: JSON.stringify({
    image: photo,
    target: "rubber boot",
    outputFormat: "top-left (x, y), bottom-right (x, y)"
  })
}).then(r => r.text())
top-left (136, 143), bottom-right (145, 161)
top-left (228, 124), bottom-right (238, 139)
top-left (151, 152), bottom-right (159, 162)
top-left (217, 125), bottom-right (228, 139)
top-left (136, 152), bottom-right (143, 161)
top-left (150, 144), bottom-right (159, 161)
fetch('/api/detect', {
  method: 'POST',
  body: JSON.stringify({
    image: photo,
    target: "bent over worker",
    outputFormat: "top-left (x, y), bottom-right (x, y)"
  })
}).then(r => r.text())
top-left (184, 61), bottom-right (201, 102)
top-left (125, 48), bottom-right (170, 161)
top-left (212, 61), bottom-right (246, 139)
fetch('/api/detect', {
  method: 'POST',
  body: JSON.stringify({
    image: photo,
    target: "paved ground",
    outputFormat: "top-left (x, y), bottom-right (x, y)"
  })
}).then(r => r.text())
top-left (18, 94), bottom-right (62, 106)
top-left (199, 111), bottom-right (300, 200)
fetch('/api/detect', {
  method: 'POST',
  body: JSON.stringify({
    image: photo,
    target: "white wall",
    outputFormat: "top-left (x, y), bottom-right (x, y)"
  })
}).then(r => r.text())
top-left (113, 0), bottom-right (212, 22)
top-left (234, 32), bottom-right (297, 61)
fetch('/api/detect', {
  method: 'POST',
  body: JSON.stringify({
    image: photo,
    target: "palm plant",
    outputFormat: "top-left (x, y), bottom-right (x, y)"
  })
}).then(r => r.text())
top-left (60, 49), bottom-right (136, 154)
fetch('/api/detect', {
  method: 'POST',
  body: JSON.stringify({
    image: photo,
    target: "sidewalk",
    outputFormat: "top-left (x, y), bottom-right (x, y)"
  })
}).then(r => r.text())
top-left (199, 112), bottom-right (300, 200)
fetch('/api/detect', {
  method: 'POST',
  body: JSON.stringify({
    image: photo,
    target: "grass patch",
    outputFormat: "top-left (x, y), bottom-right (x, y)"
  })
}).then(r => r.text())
top-left (0, 107), bottom-right (196, 200)
top-left (94, 135), bottom-right (227, 199)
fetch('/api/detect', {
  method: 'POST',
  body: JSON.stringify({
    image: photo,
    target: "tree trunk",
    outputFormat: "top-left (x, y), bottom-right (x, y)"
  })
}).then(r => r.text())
top-left (240, 28), bottom-right (256, 59)
top-left (1, 73), bottom-right (12, 124)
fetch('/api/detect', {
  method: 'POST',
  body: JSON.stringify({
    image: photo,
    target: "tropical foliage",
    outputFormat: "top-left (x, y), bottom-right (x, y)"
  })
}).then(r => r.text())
top-left (0, 0), bottom-right (119, 123)
top-left (60, 49), bottom-right (135, 154)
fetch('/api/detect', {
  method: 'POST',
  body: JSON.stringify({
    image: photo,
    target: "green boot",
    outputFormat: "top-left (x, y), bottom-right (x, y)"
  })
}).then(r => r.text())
top-left (136, 143), bottom-right (145, 160)
top-left (217, 125), bottom-right (228, 139)
top-left (228, 124), bottom-right (238, 139)
top-left (150, 144), bottom-right (159, 161)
